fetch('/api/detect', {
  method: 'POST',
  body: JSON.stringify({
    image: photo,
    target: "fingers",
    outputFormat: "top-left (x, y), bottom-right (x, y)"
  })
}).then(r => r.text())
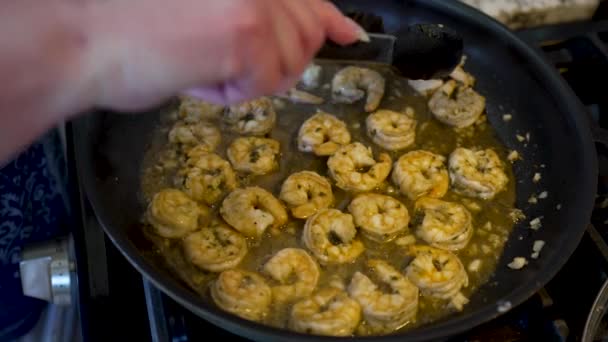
top-left (312, 0), bottom-right (368, 45)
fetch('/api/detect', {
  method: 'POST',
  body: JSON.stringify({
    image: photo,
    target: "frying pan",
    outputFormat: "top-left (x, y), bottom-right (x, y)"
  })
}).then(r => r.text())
top-left (72, 0), bottom-right (599, 340)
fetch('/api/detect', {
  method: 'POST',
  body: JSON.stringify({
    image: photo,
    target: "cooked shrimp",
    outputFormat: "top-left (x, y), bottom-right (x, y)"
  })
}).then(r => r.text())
top-left (450, 66), bottom-right (475, 87)
top-left (211, 269), bottom-right (272, 321)
top-left (280, 171), bottom-right (333, 219)
top-left (448, 148), bottom-right (508, 200)
top-left (332, 66), bottom-right (386, 112)
top-left (220, 187), bottom-right (288, 238)
top-left (145, 189), bottom-right (209, 238)
top-left (428, 80), bottom-right (486, 128)
top-left (278, 88), bottom-right (324, 105)
top-left (405, 245), bottom-right (469, 308)
top-left (348, 194), bottom-right (409, 242)
top-left (183, 151), bottom-right (238, 205)
top-left (178, 95), bottom-right (224, 122)
top-left (301, 63), bottom-right (322, 89)
top-left (289, 288), bottom-right (361, 336)
top-left (392, 150), bottom-right (449, 200)
top-left (366, 109), bottom-right (417, 151)
top-left (297, 112), bottom-right (351, 156)
top-left (168, 121), bottom-right (221, 151)
top-left (327, 142), bottom-right (392, 192)
top-left (413, 198), bottom-right (473, 251)
top-left (182, 222), bottom-right (248, 272)
top-left (348, 260), bottom-right (419, 333)
top-left (227, 137), bottom-right (280, 175)
top-left (262, 248), bottom-right (320, 303)
top-left (302, 208), bottom-right (365, 264)
top-left (224, 97), bottom-right (276, 136)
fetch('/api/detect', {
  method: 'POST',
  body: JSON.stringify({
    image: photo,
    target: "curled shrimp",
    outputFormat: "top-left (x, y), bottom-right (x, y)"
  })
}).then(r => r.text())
top-left (168, 121), bottom-right (221, 151)
top-left (448, 148), bottom-right (508, 200)
top-left (182, 151), bottom-right (238, 205)
top-left (289, 288), bottom-right (362, 336)
top-left (220, 187), bottom-right (288, 238)
top-left (178, 95), bottom-right (224, 123)
top-left (182, 221), bottom-right (248, 272)
top-left (227, 137), bottom-right (280, 175)
top-left (224, 97), bottom-right (276, 136)
top-left (332, 66), bottom-right (386, 112)
top-left (348, 193), bottom-right (409, 242)
top-left (145, 189), bottom-right (209, 238)
top-left (348, 260), bottom-right (419, 333)
top-left (366, 109), bottom-right (417, 151)
top-left (211, 269), bottom-right (272, 322)
top-left (297, 112), bottom-right (351, 156)
top-left (428, 80), bottom-right (486, 128)
top-left (405, 245), bottom-right (469, 310)
top-left (392, 150), bottom-right (449, 200)
top-left (413, 198), bottom-right (473, 251)
top-left (302, 208), bottom-right (365, 264)
top-left (327, 142), bottom-right (392, 192)
top-left (262, 248), bottom-right (320, 303)
top-left (280, 171), bottom-right (334, 219)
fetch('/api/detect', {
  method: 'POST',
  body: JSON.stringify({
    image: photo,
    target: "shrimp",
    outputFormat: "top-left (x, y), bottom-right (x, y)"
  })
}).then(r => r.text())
top-left (227, 137), bottom-right (280, 175)
top-left (405, 245), bottom-right (469, 309)
top-left (332, 66), bottom-right (386, 112)
top-left (300, 63), bottom-right (322, 89)
top-left (280, 171), bottom-right (334, 219)
top-left (168, 121), bottom-right (221, 151)
top-left (178, 95), bottom-right (224, 122)
top-left (302, 208), bottom-right (365, 264)
top-left (145, 189), bottom-right (209, 238)
top-left (182, 222), bottom-right (248, 272)
top-left (348, 260), bottom-right (419, 333)
top-left (327, 142), bottom-right (392, 192)
top-left (366, 109), bottom-right (417, 151)
top-left (289, 288), bottom-right (362, 336)
top-left (278, 88), bottom-right (324, 105)
top-left (408, 79), bottom-right (444, 97)
top-left (450, 66), bottom-right (475, 87)
top-left (224, 97), bottom-right (276, 136)
top-left (220, 187), bottom-right (288, 238)
top-left (392, 150), bottom-right (449, 200)
top-left (182, 151), bottom-right (238, 205)
top-left (413, 198), bottom-right (473, 251)
top-left (262, 248), bottom-right (320, 303)
top-left (428, 80), bottom-right (486, 128)
top-left (448, 148), bottom-right (508, 200)
top-left (211, 269), bottom-right (272, 322)
top-left (297, 112), bottom-right (351, 156)
top-left (348, 194), bottom-right (409, 242)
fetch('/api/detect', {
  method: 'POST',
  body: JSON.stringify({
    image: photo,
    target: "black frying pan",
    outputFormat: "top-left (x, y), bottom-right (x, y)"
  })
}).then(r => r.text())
top-left (72, 0), bottom-right (598, 340)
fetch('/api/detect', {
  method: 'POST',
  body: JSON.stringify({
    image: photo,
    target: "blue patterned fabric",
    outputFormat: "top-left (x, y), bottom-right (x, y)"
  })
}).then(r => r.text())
top-left (0, 129), bottom-right (70, 340)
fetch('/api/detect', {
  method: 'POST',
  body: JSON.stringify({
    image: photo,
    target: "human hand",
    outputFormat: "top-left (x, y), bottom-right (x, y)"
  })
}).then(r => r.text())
top-left (85, 0), bottom-right (366, 110)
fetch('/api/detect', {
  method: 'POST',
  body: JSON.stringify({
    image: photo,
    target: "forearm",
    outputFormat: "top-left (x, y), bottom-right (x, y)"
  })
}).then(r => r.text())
top-left (0, 0), bottom-right (93, 163)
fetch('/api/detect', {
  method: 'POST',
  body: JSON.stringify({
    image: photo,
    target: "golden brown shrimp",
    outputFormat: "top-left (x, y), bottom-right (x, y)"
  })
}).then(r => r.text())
top-left (413, 198), bottom-right (473, 251)
top-left (391, 150), bottom-right (449, 200)
top-left (182, 222), bottom-right (248, 272)
top-left (224, 97), bottom-right (276, 136)
top-left (302, 208), bottom-right (365, 264)
top-left (428, 80), bottom-right (485, 128)
top-left (262, 248), bottom-right (320, 303)
top-left (220, 187), bottom-right (288, 238)
top-left (448, 148), bottom-right (509, 200)
top-left (366, 110), bottom-right (417, 151)
top-left (211, 269), bottom-right (272, 322)
top-left (348, 194), bottom-right (409, 242)
top-left (327, 142), bottom-right (392, 192)
top-left (332, 66), bottom-right (386, 112)
top-left (145, 189), bottom-right (209, 238)
top-left (168, 121), bottom-right (221, 151)
top-left (289, 288), bottom-right (362, 336)
top-left (182, 151), bottom-right (238, 205)
top-left (280, 171), bottom-right (334, 219)
top-left (297, 112), bottom-right (351, 156)
top-left (178, 95), bottom-right (224, 122)
top-left (227, 137), bottom-right (280, 175)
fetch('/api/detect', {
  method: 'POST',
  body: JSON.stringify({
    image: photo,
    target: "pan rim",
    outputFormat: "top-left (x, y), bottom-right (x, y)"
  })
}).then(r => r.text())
top-left (78, 0), bottom-right (598, 340)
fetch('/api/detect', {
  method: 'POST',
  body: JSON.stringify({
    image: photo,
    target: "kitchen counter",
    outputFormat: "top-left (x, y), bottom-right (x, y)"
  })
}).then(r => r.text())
top-left (459, 0), bottom-right (600, 29)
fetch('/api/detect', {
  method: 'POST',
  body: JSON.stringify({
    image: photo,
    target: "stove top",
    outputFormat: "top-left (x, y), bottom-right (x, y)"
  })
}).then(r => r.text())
top-left (69, 16), bottom-right (608, 342)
